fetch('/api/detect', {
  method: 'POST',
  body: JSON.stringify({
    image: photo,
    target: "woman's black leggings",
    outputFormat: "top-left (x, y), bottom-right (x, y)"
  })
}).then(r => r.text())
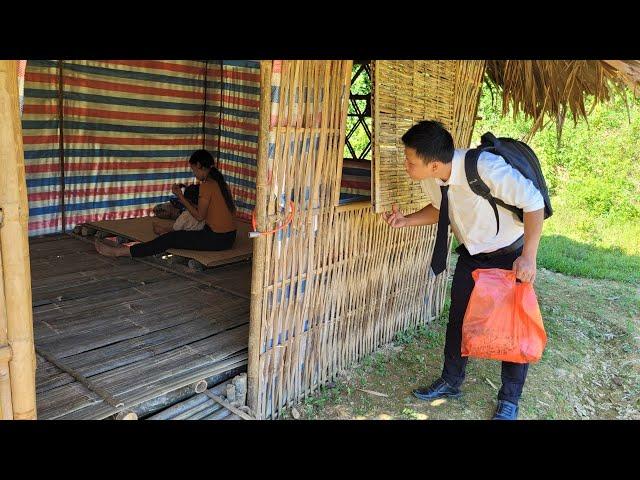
top-left (129, 225), bottom-right (236, 258)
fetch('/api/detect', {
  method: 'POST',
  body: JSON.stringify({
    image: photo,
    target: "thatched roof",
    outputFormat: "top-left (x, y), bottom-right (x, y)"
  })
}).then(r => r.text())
top-left (485, 60), bottom-right (639, 134)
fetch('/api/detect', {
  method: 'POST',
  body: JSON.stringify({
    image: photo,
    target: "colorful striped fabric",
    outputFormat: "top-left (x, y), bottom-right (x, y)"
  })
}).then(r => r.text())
top-left (204, 60), bottom-right (259, 222)
top-left (21, 60), bottom-right (259, 236)
top-left (339, 159), bottom-right (371, 204)
top-left (22, 60), bottom-right (63, 235)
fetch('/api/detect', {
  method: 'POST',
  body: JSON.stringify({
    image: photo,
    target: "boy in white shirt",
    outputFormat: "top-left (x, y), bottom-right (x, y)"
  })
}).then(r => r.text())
top-left (383, 120), bottom-right (545, 420)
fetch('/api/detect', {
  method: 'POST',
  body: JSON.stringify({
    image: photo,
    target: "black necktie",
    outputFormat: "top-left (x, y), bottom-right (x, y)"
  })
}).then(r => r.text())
top-left (430, 185), bottom-right (449, 276)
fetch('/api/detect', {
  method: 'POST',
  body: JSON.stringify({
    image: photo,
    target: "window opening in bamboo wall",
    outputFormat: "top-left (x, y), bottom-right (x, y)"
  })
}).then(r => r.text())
top-left (338, 61), bottom-right (372, 205)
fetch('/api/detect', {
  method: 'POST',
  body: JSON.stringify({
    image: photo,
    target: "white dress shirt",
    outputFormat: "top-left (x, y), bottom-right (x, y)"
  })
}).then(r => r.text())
top-left (420, 148), bottom-right (545, 255)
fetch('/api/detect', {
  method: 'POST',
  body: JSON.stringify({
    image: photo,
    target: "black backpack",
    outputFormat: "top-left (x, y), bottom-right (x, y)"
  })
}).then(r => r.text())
top-left (464, 132), bottom-right (553, 235)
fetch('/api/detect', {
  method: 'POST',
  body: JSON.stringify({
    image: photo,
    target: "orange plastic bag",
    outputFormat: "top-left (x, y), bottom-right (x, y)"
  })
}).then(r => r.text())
top-left (461, 268), bottom-right (547, 363)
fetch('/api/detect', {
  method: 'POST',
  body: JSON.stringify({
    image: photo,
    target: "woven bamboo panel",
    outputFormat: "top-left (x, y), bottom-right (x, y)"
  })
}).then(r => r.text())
top-left (372, 60), bottom-right (486, 214)
top-left (250, 60), bottom-right (454, 419)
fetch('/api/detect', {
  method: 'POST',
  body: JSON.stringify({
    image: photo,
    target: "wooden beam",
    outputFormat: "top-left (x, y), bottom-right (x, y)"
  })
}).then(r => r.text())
top-left (203, 390), bottom-right (254, 420)
top-left (247, 60), bottom-right (272, 419)
top-left (0, 60), bottom-right (37, 419)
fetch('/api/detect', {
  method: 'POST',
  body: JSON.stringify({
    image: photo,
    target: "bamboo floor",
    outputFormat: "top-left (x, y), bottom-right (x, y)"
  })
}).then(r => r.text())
top-left (30, 234), bottom-right (251, 420)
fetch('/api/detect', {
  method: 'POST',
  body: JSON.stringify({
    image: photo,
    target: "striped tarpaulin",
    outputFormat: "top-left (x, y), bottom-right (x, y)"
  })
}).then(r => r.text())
top-left (205, 60), bottom-right (260, 222)
top-left (23, 60), bottom-right (208, 236)
top-left (58, 60), bottom-right (206, 232)
top-left (22, 60), bottom-right (63, 236)
top-left (22, 60), bottom-right (258, 236)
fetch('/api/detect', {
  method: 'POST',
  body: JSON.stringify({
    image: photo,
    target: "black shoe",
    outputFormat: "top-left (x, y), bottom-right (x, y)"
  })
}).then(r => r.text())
top-left (413, 378), bottom-right (462, 401)
top-left (492, 400), bottom-right (519, 420)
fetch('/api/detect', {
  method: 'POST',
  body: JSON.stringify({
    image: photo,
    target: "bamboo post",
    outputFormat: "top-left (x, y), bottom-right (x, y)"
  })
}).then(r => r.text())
top-left (0, 60), bottom-right (37, 419)
top-left (247, 60), bottom-right (272, 419)
top-left (193, 379), bottom-right (207, 394)
top-left (114, 411), bottom-right (138, 420)
top-left (0, 236), bottom-right (13, 419)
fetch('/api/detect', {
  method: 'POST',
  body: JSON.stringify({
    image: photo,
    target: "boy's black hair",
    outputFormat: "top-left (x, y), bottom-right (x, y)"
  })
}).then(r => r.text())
top-left (401, 120), bottom-right (454, 164)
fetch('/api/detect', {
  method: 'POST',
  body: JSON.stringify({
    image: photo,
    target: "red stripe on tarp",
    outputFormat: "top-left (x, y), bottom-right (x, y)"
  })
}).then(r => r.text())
top-left (26, 160), bottom-right (190, 174)
top-left (23, 135), bottom-right (60, 145)
top-left (24, 70), bottom-right (58, 86)
top-left (24, 134), bottom-right (202, 146)
top-left (29, 218), bottom-right (61, 231)
top-left (24, 104), bottom-right (203, 123)
top-left (64, 208), bottom-right (153, 225)
top-left (204, 115), bottom-right (259, 132)
top-left (218, 141), bottom-right (258, 155)
top-left (28, 183), bottom-right (179, 201)
top-left (218, 162), bottom-right (256, 179)
top-left (104, 60), bottom-right (205, 75)
top-left (27, 72), bottom-right (204, 100)
top-left (29, 189), bottom-right (255, 209)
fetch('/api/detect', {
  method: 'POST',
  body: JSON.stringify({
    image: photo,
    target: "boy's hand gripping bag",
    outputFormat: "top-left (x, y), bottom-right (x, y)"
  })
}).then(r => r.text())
top-left (461, 268), bottom-right (547, 363)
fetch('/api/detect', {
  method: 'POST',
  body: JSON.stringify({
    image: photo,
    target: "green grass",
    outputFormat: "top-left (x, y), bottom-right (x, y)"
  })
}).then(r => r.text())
top-left (467, 87), bottom-right (640, 284)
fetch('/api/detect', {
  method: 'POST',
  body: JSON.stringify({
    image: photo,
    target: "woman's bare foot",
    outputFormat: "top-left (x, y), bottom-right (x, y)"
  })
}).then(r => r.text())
top-left (94, 238), bottom-right (131, 257)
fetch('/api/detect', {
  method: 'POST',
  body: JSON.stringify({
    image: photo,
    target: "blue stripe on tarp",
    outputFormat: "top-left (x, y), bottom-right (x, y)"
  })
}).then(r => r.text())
top-left (29, 194), bottom-right (173, 216)
top-left (205, 81), bottom-right (260, 96)
top-left (29, 204), bottom-right (63, 216)
top-left (24, 148), bottom-right (198, 160)
top-left (222, 60), bottom-right (260, 69)
top-left (64, 91), bottom-right (203, 111)
top-left (203, 128), bottom-right (258, 143)
top-left (29, 195), bottom-right (254, 218)
top-left (28, 60), bottom-right (58, 68)
top-left (224, 176), bottom-right (256, 190)
top-left (218, 151), bottom-right (258, 167)
top-left (24, 88), bottom-right (204, 112)
top-left (234, 199), bottom-right (254, 211)
top-left (22, 120), bottom-right (60, 130)
top-left (23, 88), bottom-right (58, 100)
top-left (62, 62), bottom-right (206, 88)
top-left (204, 105), bottom-right (260, 119)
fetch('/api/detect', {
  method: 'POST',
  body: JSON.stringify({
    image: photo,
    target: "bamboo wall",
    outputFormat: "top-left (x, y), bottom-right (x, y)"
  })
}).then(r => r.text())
top-left (373, 61), bottom-right (485, 214)
top-left (249, 60), bottom-right (486, 419)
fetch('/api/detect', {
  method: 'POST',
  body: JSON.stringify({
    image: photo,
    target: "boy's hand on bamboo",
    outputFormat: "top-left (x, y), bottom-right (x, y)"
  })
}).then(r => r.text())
top-left (382, 204), bottom-right (408, 228)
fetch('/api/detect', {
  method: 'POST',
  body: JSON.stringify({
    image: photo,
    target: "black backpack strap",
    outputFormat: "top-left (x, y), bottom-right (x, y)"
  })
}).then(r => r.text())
top-left (464, 148), bottom-right (500, 235)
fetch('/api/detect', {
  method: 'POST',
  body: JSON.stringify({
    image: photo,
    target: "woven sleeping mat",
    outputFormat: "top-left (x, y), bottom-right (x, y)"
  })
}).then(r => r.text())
top-left (87, 217), bottom-right (253, 267)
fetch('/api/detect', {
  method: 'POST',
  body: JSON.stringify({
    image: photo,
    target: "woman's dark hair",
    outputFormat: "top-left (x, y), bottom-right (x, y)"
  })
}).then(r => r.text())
top-left (189, 149), bottom-right (236, 214)
top-left (401, 120), bottom-right (454, 164)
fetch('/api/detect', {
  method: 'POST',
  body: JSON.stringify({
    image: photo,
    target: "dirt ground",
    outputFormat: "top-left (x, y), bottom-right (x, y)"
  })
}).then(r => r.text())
top-left (281, 255), bottom-right (640, 420)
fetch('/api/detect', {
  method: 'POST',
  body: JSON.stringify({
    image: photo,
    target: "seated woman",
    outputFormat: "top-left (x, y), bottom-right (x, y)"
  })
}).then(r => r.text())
top-left (95, 149), bottom-right (237, 258)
